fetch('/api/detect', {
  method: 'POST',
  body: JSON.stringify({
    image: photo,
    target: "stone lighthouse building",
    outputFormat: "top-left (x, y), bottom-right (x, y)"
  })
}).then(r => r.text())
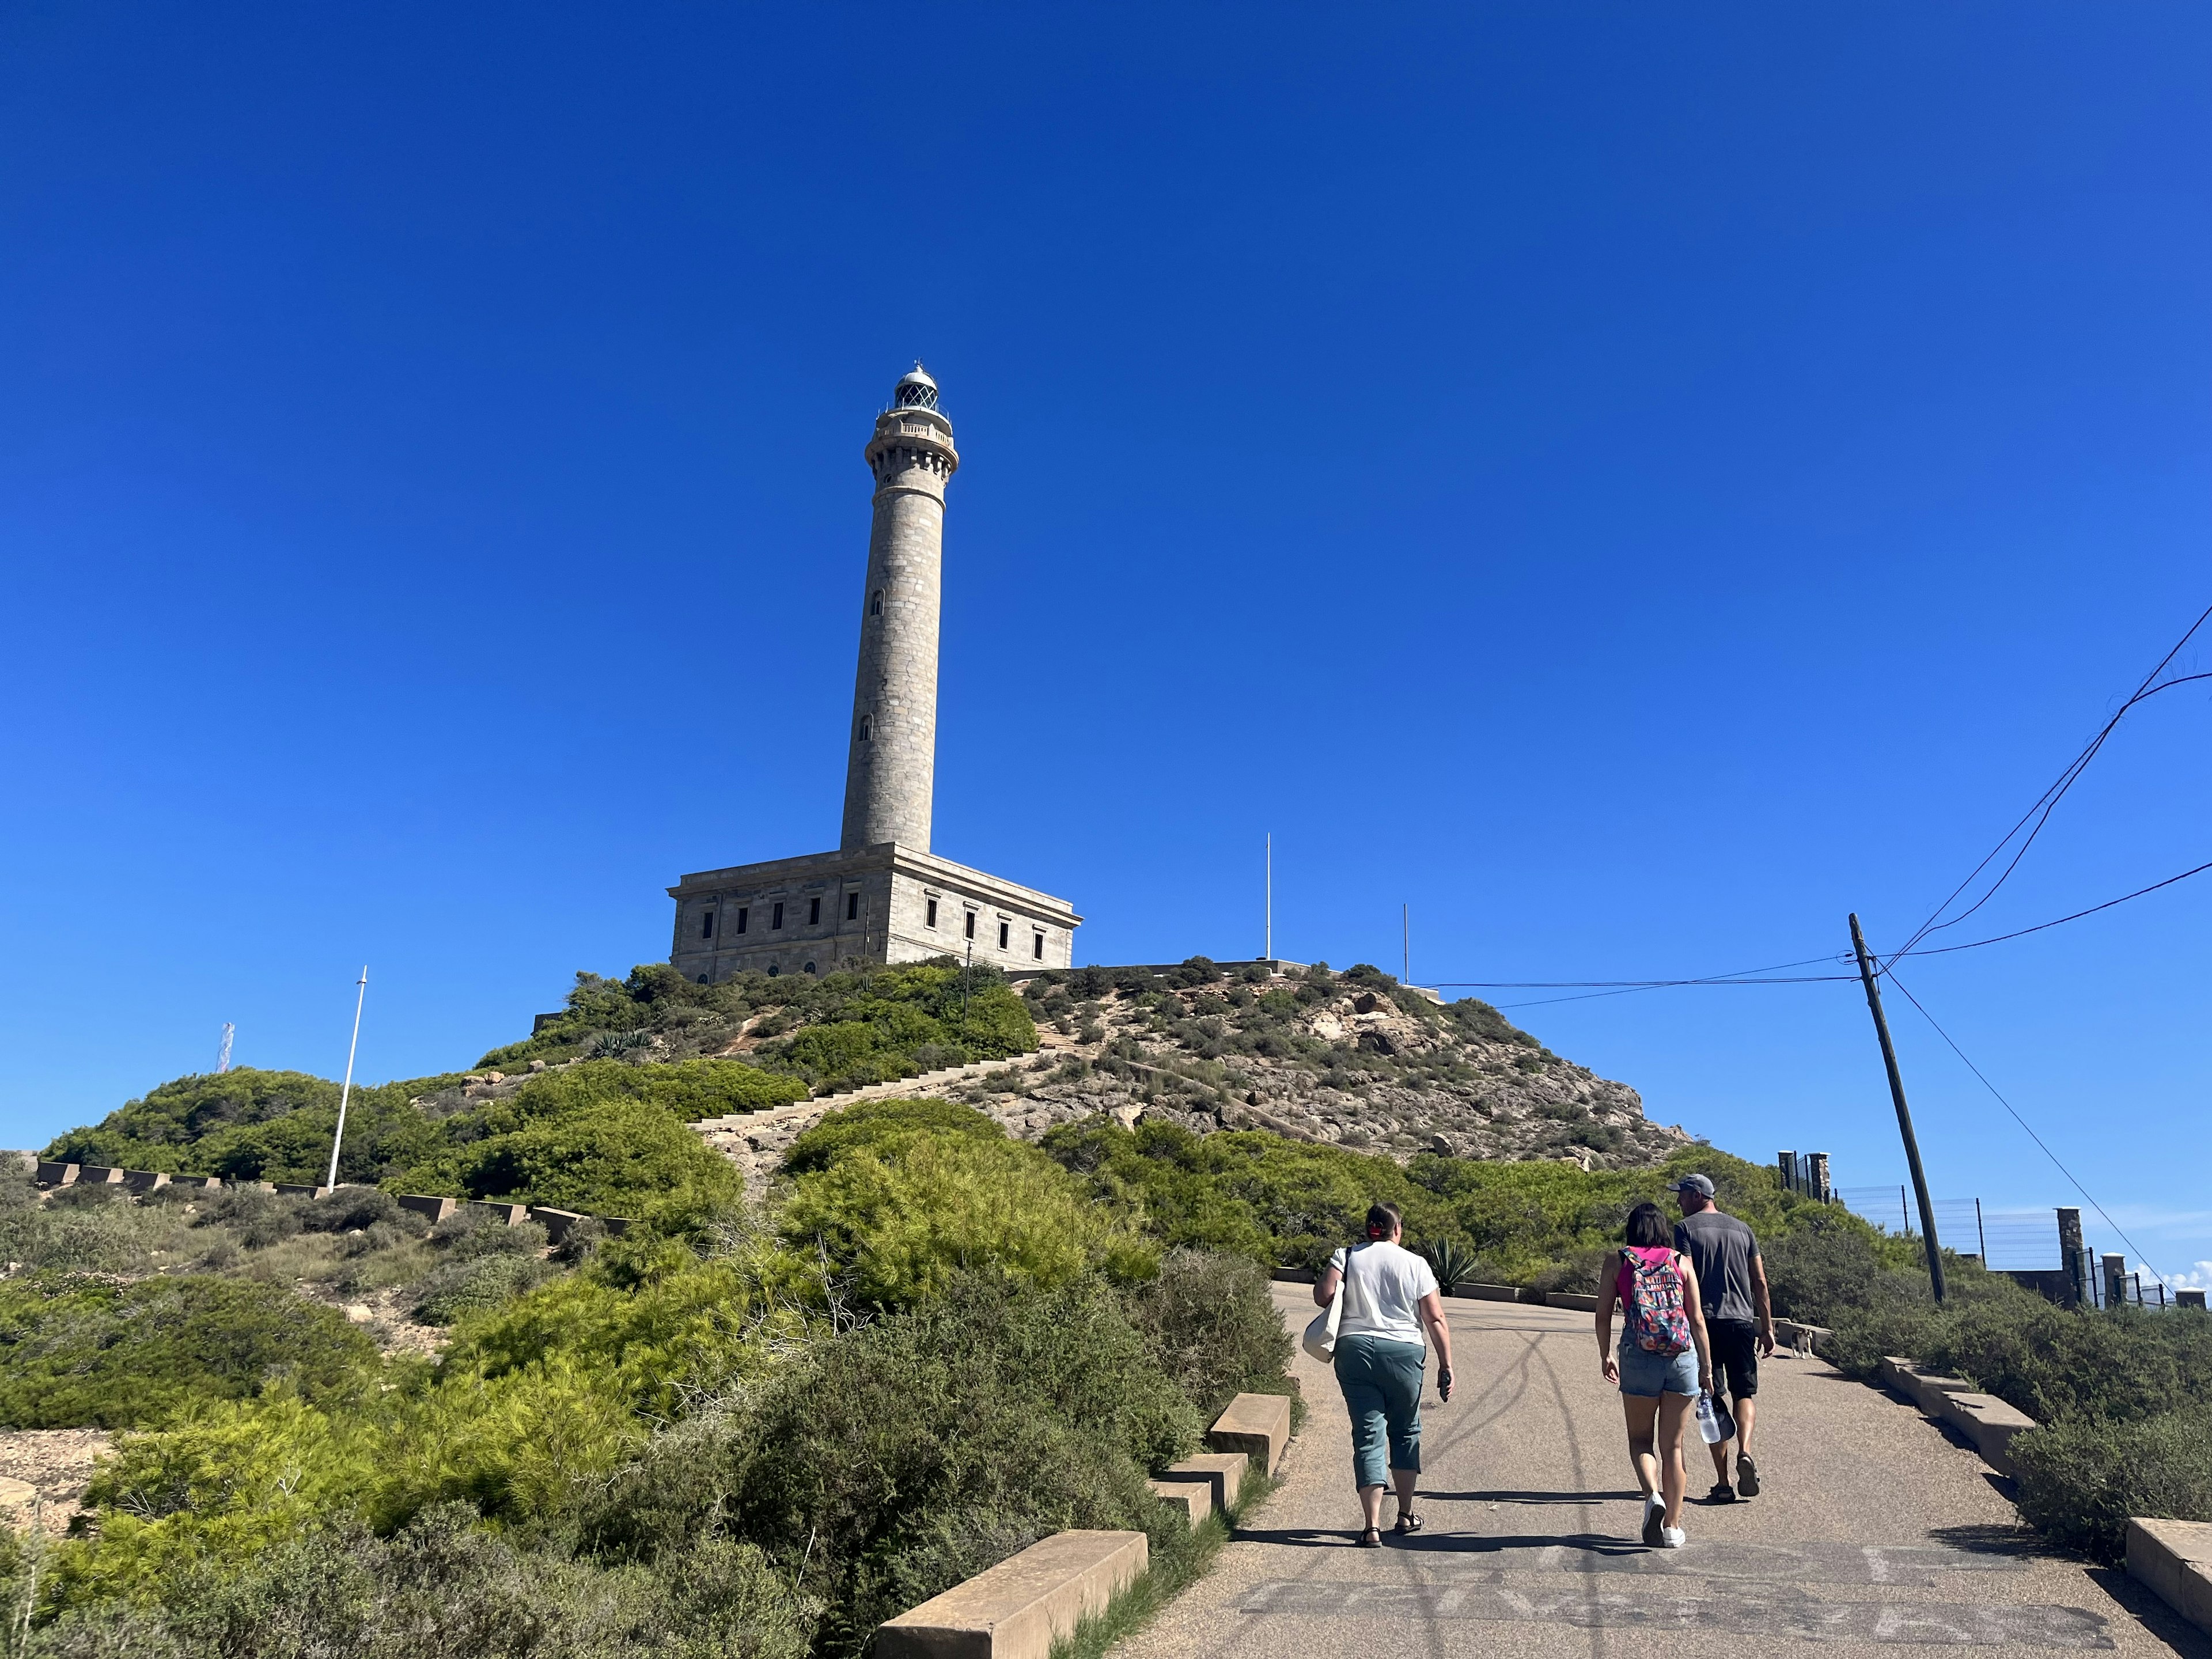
top-left (666, 368), bottom-right (1081, 982)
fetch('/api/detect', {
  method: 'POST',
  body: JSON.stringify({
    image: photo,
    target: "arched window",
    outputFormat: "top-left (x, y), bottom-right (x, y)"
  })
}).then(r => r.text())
top-left (858, 717), bottom-right (872, 741)
top-left (870, 590), bottom-right (883, 616)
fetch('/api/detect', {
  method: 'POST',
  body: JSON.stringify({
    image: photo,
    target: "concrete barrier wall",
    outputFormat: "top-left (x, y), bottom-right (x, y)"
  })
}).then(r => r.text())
top-left (2127, 1518), bottom-right (2212, 1637)
top-left (25, 1167), bottom-right (641, 1241)
top-left (877, 1531), bottom-right (1148, 1659)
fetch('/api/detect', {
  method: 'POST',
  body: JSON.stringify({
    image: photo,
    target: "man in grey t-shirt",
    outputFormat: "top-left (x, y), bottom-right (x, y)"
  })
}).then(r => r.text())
top-left (1672, 1175), bottom-right (1775, 1501)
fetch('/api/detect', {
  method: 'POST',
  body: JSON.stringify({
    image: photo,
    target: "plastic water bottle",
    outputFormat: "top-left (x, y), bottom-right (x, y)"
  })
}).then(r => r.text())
top-left (1696, 1392), bottom-right (1726, 1445)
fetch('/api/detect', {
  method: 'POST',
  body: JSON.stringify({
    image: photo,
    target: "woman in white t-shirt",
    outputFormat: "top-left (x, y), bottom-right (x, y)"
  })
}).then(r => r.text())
top-left (1313, 1201), bottom-right (1457, 1546)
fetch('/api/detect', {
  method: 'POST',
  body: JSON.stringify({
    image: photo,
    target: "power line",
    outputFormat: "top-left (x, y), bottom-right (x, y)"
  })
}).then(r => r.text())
top-left (1881, 964), bottom-right (2168, 1286)
top-left (1889, 857), bottom-right (2212, 960)
top-left (1891, 605), bottom-right (2212, 962)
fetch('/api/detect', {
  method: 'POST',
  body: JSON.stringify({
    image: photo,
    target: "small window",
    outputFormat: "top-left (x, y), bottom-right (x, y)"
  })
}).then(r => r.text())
top-left (1033, 932), bottom-right (1045, 960)
top-left (735, 907), bottom-right (748, 935)
top-left (767, 963), bottom-right (779, 978)
top-left (964, 910), bottom-right (976, 940)
top-left (808, 896), bottom-right (821, 925)
top-left (926, 898), bottom-right (938, 928)
top-left (858, 717), bottom-right (871, 742)
top-left (846, 891), bottom-right (859, 921)
top-left (771, 902), bottom-right (785, 930)
top-left (804, 961), bottom-right (817, 975)
top-left (870, 589), bottom-right (883, 616)
top-left (998, 921), bottom-right (1009, 950)
top-left (700, 911), bottom-right (714, 940)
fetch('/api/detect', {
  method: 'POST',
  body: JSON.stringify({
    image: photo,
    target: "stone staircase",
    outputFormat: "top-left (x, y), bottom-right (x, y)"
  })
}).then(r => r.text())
top-left (689, 1055), bottom-right (1029, 1187)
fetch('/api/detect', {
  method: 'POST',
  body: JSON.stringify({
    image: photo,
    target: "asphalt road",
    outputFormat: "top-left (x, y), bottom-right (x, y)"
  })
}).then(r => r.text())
top-left (1114, 1286), bottom-right (2210, 1658)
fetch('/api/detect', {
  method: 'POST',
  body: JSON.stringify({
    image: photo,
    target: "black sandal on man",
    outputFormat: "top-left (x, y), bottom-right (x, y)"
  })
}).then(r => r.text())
top-left (1358, 1527), bottom-right (1383, 1548)
top-left (1394, 1513), bottom-right (1424, 1535)
top-left (1736, 1455), bottom-right (1760, 1498)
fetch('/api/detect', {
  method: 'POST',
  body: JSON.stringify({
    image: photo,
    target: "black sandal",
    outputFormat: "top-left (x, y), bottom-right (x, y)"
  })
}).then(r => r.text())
top-left (1357, 1526), bottom-right (1383, 1548)
top-left (1394, 1513), bottom-right (1425, 1535)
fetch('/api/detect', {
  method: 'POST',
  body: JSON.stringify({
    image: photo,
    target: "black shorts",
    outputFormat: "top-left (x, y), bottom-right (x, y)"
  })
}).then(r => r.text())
top-left (1708, 1319), bottom-right (1760, 1400)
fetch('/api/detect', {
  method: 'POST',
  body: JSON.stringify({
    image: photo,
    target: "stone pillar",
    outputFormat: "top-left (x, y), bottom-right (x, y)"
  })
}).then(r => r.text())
top-left (1777, 1151), bottom-right (1797, 1195)
top-left (2056, 1207), bottom-right (2087, 1309)
top-left (1808, 1152), bottom-right (1832, 1203)
top-left (2179, 1289), bottom-right (2208, 1310)
top-left (2102, 1252), bottom-right (2128, 1309)
top-left (841, 367), bottom-right (957, 854)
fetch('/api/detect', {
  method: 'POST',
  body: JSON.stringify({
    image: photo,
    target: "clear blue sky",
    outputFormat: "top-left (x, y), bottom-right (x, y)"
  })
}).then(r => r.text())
top-left (4, 6), bottom-right (2207, 1284)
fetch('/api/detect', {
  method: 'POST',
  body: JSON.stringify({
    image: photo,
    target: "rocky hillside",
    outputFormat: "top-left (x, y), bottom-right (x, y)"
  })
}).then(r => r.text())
top-left (685, 959), bottom-right (1687, 1189)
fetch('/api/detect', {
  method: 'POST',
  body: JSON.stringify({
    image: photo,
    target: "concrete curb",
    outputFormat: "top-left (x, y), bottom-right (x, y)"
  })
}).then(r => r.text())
top-left (1874, 1357), bottom-right (2039, 1480)
top-left (1208, 1392), bottom-right (1290, 1476)
top-left (2126, 1518), bottom-right (2212, 1636)
top-left (876, 1529), bottom-right (1147, 1659)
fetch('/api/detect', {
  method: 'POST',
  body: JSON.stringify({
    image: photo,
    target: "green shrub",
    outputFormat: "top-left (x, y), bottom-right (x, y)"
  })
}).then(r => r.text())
top-left (1121, 1248), bottom-right (1294, 1423)
top-left (33, 1503), bottom-right (819, 1659)
top-left (486, 1058), bottom-right (806, 1122)
top-left (779, 1102), bottom-right (1154, 1308)
top-left (41, 1068), bottom-right (465, 1187)
top-left (412, 1254), bottom-right (556, 1327)
top-left (392, 1065), bottom-right (752, 1216)
top-left (594, 1276), bottom-right (1199, 1659)
top-left (0, 1275), bottom-right (377, 1429)
top-left (2012, 1408), bottom-right (2212, 1562)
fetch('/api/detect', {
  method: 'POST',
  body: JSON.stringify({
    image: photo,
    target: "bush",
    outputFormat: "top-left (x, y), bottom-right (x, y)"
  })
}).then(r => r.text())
top-left (779, 1101), bottom-right (1153, 1308)
top-left (301, 1187), bottom-right (414, 1235)
top-left (412, 1254), bottom-right (556, 1327)
top-left (33, 1503), bottom-right (819, 1659)
top-left (0, 1275), bottom-right (377, 1429)
top-left (1122, 1248), bottom-right (1294, 1423)
top-left (594, 1277), bottom-right (1199, 1659)
top-left (2012, 1408), bottom-right (2212, 1562)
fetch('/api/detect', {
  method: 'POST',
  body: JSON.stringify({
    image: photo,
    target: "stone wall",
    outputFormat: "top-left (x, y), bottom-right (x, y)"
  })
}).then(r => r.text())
top-left (670, 843), bottom-right (1078, 983)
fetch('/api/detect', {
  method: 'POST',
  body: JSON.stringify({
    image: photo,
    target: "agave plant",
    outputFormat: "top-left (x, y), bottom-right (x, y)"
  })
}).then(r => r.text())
top-left (1416, 1236), bottom-right (1475, 1292)
top-left (587, 1027), bottom-right (654, 1060)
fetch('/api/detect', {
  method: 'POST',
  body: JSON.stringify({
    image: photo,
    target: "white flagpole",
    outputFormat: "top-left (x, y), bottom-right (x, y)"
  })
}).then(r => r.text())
top-left (325, 966), bottom-right (369, 1191)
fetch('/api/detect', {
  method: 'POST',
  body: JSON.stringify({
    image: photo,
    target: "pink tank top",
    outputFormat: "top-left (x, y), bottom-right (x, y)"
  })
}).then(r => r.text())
top-left (1618, 1245), bottom-right (1675, 1304)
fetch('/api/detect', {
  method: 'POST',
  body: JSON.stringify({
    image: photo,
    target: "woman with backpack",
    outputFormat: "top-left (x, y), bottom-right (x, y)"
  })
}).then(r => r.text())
top-left (1596, 1200), bottom-right (1713, 1549)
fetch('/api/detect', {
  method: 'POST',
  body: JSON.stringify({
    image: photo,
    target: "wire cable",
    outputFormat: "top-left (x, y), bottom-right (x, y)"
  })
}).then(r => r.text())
top-left (1881, 964), bottom-right (2169, 1286)
top-left (1889, 857), bottom-right (2212, 959)
top-left (1891, 606), bottom-right (2212, 961)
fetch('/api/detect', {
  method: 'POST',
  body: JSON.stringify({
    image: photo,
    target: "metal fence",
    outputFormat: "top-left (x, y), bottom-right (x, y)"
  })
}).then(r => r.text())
top-left (1821, 1181), bottom-right (2200, 1311)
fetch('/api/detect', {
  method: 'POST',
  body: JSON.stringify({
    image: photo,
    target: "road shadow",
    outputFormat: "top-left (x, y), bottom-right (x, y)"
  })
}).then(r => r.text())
top-left (2086, 1565), bottom-right (2212, 1659)
top-left (1231, 1528), bottom-right (1644, 1556)
top-left (1926, 1522), bottom-right (2059, 1558)
top-left (1418, 1490), bottom-right (1643, 1505)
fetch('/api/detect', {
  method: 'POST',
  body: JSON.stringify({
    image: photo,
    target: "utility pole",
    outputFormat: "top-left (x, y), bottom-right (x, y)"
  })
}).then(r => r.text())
top-left (1847, 915), bottom-right (1945, 1302)
top-left (1402, 903), bottom-right (1409, 984)
top-left (325, 967), bottom-right (368, 1192)
top-left (1264, 833), bottom-right (1272, 962)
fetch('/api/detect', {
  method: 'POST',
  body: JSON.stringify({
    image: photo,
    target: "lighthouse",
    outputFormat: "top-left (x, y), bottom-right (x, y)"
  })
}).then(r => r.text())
top-left (666, 368), bottom-right (1079, 982)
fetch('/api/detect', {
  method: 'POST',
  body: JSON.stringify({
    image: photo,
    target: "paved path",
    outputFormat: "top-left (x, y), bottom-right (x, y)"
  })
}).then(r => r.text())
top-left (1118, 1286), bottom-right (2210, 1658)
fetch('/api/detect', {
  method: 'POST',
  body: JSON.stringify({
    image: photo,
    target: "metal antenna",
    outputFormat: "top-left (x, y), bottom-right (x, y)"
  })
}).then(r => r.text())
top-left (325, 967), bottom-right (369, 1192)
top-left (1265, 834), bottom-right (1272, 961)
top-left (215, 1023), bottom-right (234, 1075)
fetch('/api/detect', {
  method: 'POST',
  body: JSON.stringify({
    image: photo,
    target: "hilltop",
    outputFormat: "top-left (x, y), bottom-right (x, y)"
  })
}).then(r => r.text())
top-left (458, 956), bottom-right (1687, 1187)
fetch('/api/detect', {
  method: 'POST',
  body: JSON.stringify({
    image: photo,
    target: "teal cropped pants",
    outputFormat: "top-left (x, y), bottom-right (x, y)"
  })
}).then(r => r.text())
top-left (1335, 1332), bottom-right (1426, 1488)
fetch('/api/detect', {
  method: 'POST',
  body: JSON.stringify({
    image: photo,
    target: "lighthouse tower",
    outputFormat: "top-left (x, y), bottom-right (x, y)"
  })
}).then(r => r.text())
top-left (841, 366), bottom-right (956, 853)
top-left (666, 368), bottom-right (1079, 982)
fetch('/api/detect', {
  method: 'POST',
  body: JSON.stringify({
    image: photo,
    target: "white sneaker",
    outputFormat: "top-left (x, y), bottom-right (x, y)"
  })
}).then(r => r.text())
top-left (1661, 1527), bottom-right (1687, 1549)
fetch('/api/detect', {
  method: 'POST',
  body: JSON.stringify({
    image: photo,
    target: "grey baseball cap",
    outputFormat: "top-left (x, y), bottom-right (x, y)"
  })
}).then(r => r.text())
top-left (1671, 1173), bottom-right (1715, 1198)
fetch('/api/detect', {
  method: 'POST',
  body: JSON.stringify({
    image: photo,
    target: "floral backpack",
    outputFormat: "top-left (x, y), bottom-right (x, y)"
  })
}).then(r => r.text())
top-left (1621, 1248), bottom-right (1692, 1356)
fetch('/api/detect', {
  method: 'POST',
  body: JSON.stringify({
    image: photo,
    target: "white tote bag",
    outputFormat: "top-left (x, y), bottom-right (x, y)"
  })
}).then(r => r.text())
top-left (1301, 1248), bottom-right (1353, 1364)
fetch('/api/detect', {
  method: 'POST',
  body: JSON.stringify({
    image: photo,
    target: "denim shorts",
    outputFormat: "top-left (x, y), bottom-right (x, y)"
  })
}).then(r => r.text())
top-left (1618, 1341), bottom-right (1699, 1398)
